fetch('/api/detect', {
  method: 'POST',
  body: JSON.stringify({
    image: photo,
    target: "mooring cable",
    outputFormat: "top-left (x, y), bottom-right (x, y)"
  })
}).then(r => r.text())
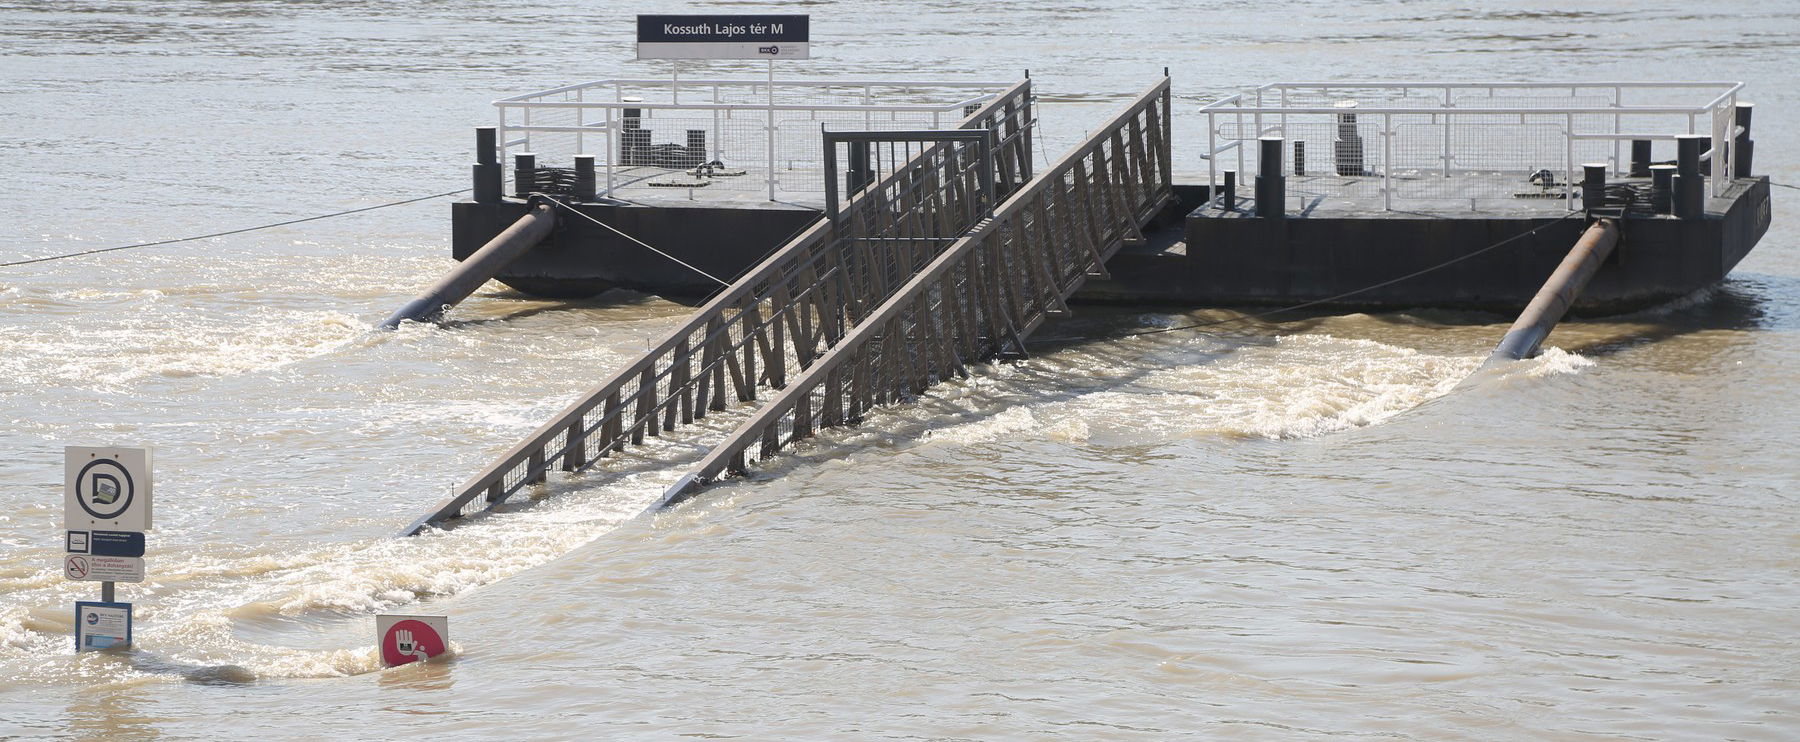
top-left (532, 193), bottom-right (731, 288)
top-left (0, 188), bottom-right (473, 268)
top-left (1038, 211), bottom-right (1587, 346)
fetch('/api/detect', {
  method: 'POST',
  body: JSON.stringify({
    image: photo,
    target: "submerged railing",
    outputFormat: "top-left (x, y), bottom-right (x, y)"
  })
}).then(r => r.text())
top-left (402, 79), bottom-right (1034, 536)
top-left (660, 77), bottom-right (1172, 504)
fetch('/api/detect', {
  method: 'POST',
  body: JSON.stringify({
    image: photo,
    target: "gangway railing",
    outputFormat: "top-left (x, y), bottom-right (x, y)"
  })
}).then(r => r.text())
top-left (659, 76), bottom-right (1173, 504)
top-left (401, 79), bottom-right (1034, 536)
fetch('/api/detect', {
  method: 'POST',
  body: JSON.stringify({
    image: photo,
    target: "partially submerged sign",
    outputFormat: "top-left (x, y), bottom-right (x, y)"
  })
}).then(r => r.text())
top-left (74, 601), bottom-right (131, 652)
top-left (65, 446), bottom-right (152, 532)
top-left (63, 554), bottom-right (145, 583)
top-left (637, 15), bottom-right (809, 60)
top-left (377, 614), bottom-right (449, 668)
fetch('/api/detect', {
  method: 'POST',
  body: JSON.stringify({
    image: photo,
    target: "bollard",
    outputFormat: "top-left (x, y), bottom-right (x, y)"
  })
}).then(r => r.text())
top-left (1222, 170), bottom-right (1237, 212)
top-left (1649, 164), bottom-right (1675, 214)
top-left (473, 127), bottom-right (502, 203)
top-left (1255, 136), bottom-right (1285, 219)
top-left (847, 141), bottom-right (872, 194)
top-left (685, 130), bottom-right (707, 169)
top-left (514, 153), bottom-right (537, 199)
top-left (574, 155), bottom-right (596, 202)
top-left (621, 108), bottom-right (648, 166)
top-left (1581, 163), bottom-right (1608, 213)
top-left (1629, 139), bottom-right (1652, 178)
top-left (1293, 141), bottom-right (1306, 176)
top-left (1333, 103), bottom-right (1364, 176)
top-left (1734, 103), bottom-right (1754, 177)
top-left (1674, 135), bottom-right (1705, 219)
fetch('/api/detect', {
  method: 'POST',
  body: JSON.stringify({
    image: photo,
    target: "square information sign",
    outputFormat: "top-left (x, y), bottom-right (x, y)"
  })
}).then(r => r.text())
top-left (65, 446), bottom-right (152, 532)
top-left (75, 601), bottom-right (132, 652)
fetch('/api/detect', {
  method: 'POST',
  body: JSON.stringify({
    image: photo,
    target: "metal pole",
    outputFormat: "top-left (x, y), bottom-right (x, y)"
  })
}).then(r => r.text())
top-left (767, 60), bottom-right (777, 201)
top-left (1675, 134), bottom-right (1705, 219)
top-left (1486, 219), bottom-right (1619, 363)
top-left (1382, 114), bottom-right (1393, 211)
top-left (101, 581), bottom-right (114, 604)
top-left (604, 107), bottom-right (615, 195)
top-left (1734, 102), bottom-right (1754, 177)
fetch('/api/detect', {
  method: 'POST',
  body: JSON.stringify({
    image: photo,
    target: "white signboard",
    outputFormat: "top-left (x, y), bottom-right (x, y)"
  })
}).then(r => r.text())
top-left (75, 601), bottom-right (132, 652)
top-left (377, 614), bottom-right (450, 668)
top-left (65, 446), bottom-right (152, 532)
top-left (63, 554), bottom-right (145, 583)
top-left (637, 15), bottom-right (810, 60)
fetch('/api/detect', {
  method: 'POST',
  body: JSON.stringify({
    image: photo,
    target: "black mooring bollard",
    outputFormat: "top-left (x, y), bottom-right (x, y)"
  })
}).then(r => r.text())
top-left (1734, 102), bottom-right (1755, 177)
top-left (1649, 164), bottom-right (1676, 214)
top-left (1256, 136), bottom-right (1285, 219)
top-left (1222, 170), bottom-right (1237, 212)
top-left (473, 127), bottom-right (502, 203)
top-left (574, 155), bottom-right (596, 202)
top-left (1582, 163), bottom-right (1608, 212)
top-left (1629, 139), bottom-right (1652, 178)
top-left (1674, 135), bottom-right (1705, 219)
top-left (514, 153), bottom-right (537, 199)
top-left (1293, 141), bottom-right (1306, 176)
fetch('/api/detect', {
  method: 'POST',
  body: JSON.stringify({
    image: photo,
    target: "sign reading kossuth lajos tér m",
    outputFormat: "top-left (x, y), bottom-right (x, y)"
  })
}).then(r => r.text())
top-left (637, 15), bottom-right (810, 60)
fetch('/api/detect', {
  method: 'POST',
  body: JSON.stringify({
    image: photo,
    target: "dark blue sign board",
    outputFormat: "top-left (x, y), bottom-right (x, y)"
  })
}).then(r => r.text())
top-left (90, 530), bottom-right (145, 558)
top-left (637, 15), bottom-right (810, 60)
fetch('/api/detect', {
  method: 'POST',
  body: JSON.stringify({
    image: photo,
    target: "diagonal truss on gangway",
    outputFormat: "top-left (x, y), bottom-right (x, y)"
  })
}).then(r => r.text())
top-left (402, 76), bottom-right (1172, 535)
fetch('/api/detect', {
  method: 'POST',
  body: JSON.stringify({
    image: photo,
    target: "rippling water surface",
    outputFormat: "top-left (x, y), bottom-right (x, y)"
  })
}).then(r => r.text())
top-left (2, 1), bottom-right (1797, 738)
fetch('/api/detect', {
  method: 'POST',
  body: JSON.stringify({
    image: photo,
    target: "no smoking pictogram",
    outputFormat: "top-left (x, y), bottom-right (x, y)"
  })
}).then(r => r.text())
top-left (66, 556), bottom-right (89, 579)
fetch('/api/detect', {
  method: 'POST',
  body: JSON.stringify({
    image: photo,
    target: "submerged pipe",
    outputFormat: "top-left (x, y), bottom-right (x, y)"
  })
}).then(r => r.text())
top-left (1486, 219), bottom-right (1619, 364)
top-left (381, 202), bottom-right (556, 329)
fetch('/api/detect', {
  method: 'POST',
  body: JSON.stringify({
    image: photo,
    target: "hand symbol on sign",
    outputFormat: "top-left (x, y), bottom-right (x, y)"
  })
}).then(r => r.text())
top-left (394, 629), bottom-right (429, 663)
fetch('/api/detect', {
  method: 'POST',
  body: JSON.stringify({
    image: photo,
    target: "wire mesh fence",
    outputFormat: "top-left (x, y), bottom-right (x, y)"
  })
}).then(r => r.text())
top-left (494, 78), bottom-right (1005, 200)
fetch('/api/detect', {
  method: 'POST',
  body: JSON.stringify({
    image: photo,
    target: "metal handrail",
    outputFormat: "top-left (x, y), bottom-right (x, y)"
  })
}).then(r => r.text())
top-left (497, 78), bottom-right (1011, 103)
top-left (658, 77), bottom-right (1173, 505)
top-left (401, 79), bottom-right (1035, 536)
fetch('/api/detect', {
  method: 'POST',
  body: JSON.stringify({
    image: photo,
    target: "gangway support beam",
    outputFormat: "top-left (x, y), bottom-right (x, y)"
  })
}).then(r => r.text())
top-left (382, 201), bottom-right (555, 328)
top-left (1486, 218), bottom-right (1619, 363)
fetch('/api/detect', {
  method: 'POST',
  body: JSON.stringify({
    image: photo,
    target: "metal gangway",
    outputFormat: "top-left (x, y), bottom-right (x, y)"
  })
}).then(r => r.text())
top-left (402, 76), bottom-right (1172, 535)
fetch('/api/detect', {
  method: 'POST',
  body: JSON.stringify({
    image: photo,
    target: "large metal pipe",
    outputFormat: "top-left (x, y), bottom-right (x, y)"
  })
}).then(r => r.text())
top-left (381, 202), bottom-right (556, 329)
top-left (1485, 219), bottom-right (1619, 364)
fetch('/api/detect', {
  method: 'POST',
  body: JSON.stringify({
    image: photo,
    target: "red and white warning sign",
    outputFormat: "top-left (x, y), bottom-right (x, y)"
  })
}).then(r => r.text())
top-left (376, 614), bottom-right (449, 668)
top-left (62, 554), bottom-right (145, 583)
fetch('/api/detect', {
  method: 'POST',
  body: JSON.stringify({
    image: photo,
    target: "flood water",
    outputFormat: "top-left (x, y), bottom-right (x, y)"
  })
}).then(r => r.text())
top-left (2, 1), bottom-right (1798, 738)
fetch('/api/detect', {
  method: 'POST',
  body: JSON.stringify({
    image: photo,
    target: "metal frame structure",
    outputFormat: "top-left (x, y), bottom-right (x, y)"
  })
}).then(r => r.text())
top-left (494, 77), bottom-right (1009, 200)
top-left (659, 76), bottom-right (1172, 505)
top-left (402, 79), bottom-right (1036, 536)
top-left (1198, 81), bottom-right (1745, 211)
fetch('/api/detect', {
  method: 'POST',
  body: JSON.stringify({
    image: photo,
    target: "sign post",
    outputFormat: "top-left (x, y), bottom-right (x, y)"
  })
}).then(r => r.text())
top-left (636, 14), bottom-right (811, 200)
top-left (377, 614), bottom-right (450, 668)
top-left (64, 446), bottom-right (151, 650)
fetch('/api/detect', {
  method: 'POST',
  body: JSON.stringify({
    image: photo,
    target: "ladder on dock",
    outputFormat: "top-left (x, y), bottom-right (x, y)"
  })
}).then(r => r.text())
top-left (402, 77), bottom-right (1172, 535)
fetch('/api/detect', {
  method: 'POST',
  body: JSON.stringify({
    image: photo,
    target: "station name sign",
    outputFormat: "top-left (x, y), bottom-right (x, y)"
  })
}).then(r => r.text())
top-left (637, 14), bottom-right (810, 60)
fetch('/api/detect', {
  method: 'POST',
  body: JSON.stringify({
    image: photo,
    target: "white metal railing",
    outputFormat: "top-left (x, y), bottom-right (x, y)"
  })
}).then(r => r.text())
top-left (1198, 82), bottom-right (1745, 212)
top-left (494, 77), bottom-right (1011, 200)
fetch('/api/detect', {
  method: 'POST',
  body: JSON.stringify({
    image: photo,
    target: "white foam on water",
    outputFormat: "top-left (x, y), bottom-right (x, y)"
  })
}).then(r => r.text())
top-left (0, 308), bottom-right (372, 388)
top-left (918, 333), bottom-right (1483, 444)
